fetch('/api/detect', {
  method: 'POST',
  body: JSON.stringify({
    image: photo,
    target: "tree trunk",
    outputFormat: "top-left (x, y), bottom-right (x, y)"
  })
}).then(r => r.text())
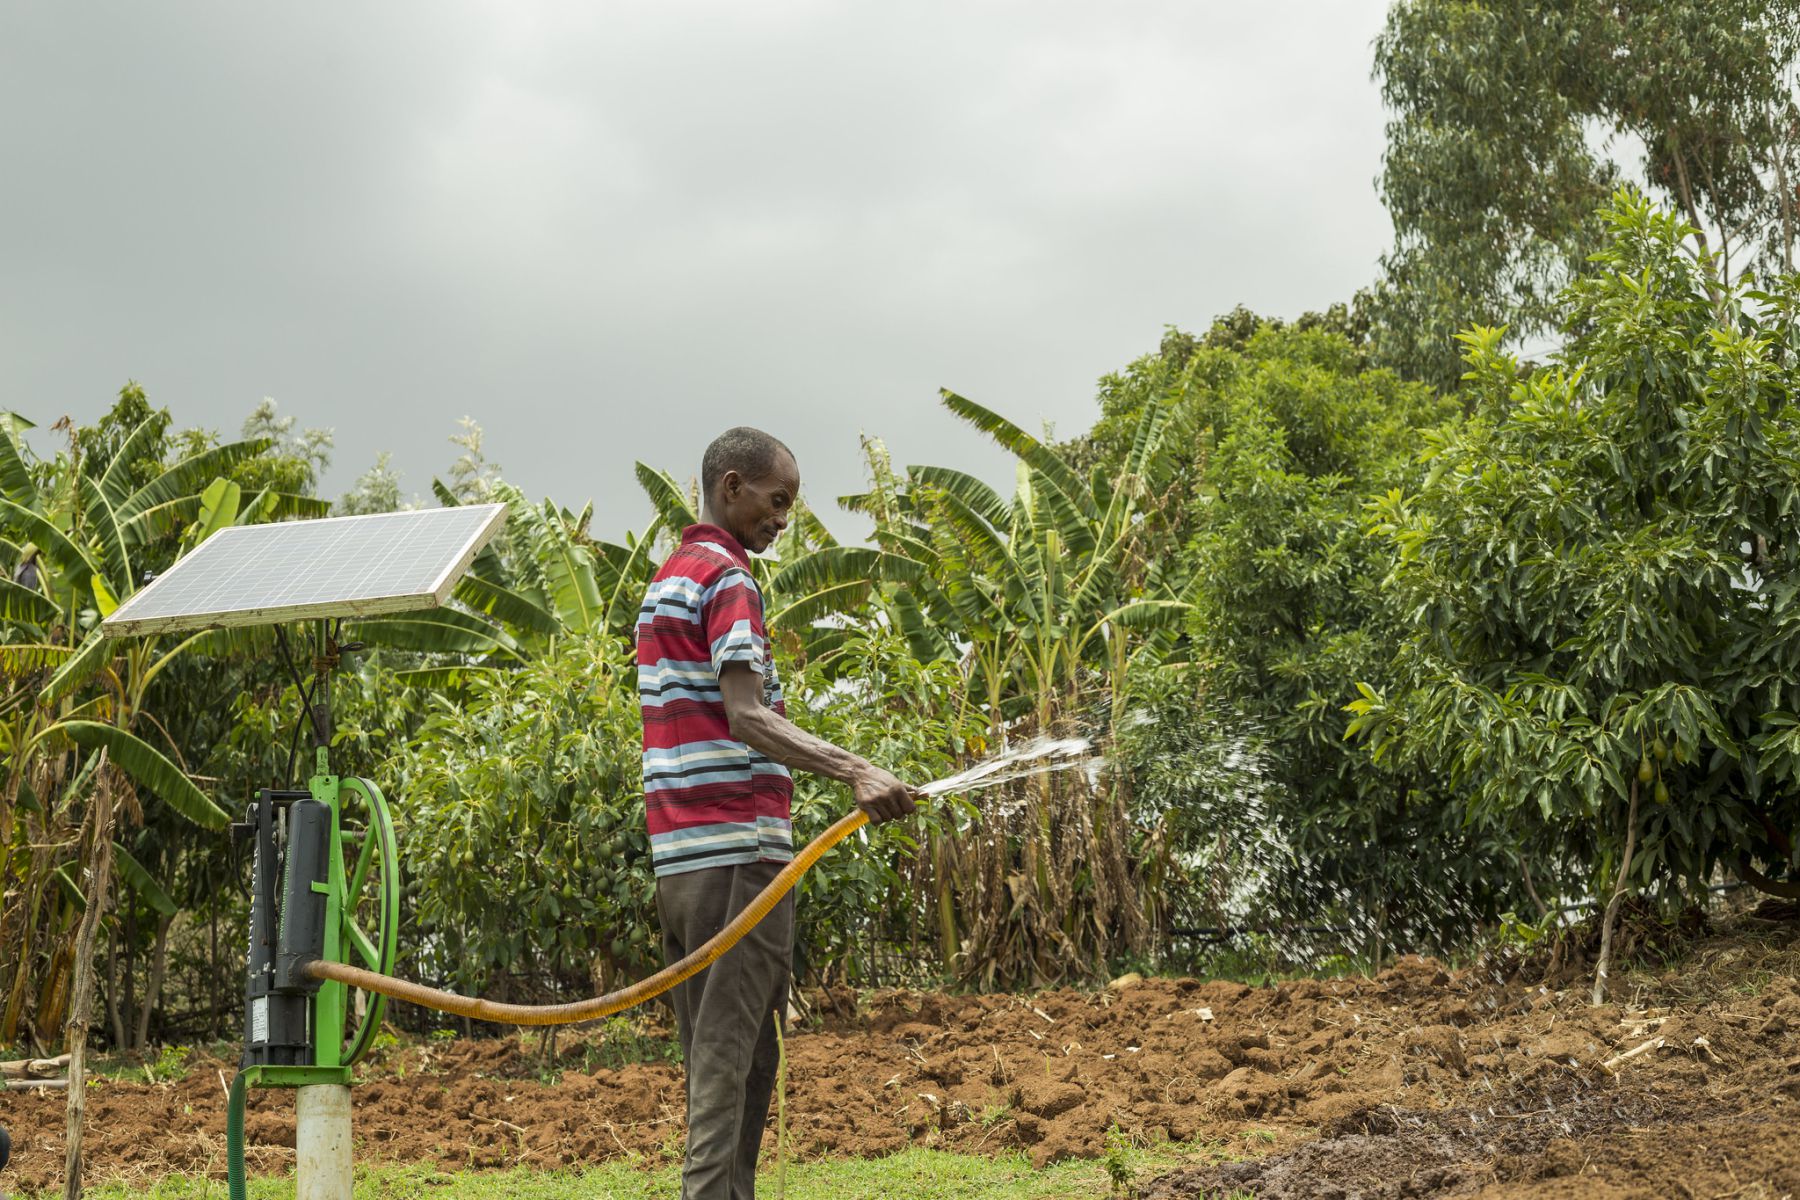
top-left (121, 902), bottom-right (137, 1051)
top-left (135, 914), bottom-right (172, 1050)
top-left (1771, 104), bottom-right (1796, 274)
top-left (105, 925), bottom-right (124, 1050)
top-left (63, 764), bottom-right (116, 1200)
top-left (1517, 853), bottom-right (1549, 920)
top-left (207, 870), bottom-right (219, 1040)
top-left (1591, 774), bottom-right (1641, 1007)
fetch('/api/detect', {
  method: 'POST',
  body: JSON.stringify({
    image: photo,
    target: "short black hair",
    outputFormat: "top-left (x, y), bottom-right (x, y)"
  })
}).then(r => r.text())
top-left (701, 427), bottom-right (794, 499)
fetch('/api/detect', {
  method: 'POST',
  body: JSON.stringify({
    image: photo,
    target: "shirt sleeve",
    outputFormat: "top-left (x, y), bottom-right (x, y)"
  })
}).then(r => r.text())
top-left (699, 567), bottom-right (767, 676)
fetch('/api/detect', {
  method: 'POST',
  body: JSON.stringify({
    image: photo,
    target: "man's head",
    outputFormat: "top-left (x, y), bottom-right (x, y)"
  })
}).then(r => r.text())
top-left (699, 426), bottom-right (799, 554)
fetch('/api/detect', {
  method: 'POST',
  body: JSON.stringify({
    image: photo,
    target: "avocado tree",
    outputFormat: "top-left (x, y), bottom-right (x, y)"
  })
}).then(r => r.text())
top-left (1142, 322), bottom-right (1479, 958)
top-left (1350, 192), bottom-right (1800, 1001)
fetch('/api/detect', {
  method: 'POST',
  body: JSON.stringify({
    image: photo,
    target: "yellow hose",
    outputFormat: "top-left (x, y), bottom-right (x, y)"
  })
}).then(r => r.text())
top-left (305, 808), bottom-right (870, 1025)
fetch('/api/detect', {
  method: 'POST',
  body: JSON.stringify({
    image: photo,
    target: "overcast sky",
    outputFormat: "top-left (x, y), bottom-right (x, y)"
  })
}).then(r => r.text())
top-left (1, 1), bottom-right (1395, 539)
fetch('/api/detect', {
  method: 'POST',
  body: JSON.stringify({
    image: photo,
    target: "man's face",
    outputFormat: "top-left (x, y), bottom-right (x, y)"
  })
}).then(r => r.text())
top-left (719, 450), bottom-right (800, 554)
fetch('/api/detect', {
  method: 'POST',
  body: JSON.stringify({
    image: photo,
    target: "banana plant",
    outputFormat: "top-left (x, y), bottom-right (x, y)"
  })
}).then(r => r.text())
top-left (773, 388), bottom-right (1194, 985)
top-left (807, 389), bottom-right (1191, 722)
top-left (0, 411), bottom-right (300, 1046)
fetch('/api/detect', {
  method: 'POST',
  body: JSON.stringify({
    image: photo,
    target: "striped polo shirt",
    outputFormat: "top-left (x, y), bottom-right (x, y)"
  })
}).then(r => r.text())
top-left (637, 523), bottom-right (794, 877)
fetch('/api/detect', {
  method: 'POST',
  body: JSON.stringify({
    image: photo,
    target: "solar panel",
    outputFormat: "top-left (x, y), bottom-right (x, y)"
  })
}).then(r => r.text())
top-left (101, 504), bottom-right (507, 637)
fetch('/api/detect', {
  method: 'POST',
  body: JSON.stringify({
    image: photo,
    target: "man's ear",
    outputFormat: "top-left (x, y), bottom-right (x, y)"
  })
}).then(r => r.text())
top-left (719, 469), bottom-right (742, 502)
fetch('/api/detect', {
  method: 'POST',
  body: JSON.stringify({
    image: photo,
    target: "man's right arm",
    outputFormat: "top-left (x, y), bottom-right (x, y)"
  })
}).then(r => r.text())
top-left (717, 663), bottom-right (915, 824)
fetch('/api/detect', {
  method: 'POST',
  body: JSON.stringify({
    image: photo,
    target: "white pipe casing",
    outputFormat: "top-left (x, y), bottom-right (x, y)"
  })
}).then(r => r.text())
top-left (295, 1083), bottom-right (353, 1200)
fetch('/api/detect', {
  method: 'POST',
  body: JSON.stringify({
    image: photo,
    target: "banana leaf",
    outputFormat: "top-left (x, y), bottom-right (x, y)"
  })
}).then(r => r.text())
top-left (39, 625), bottom-right (113, 706)
top-left (0, 643), bottom-right (77, 676)
top-left (906, 465), bottom-right (1011, 531)
top-left (54, 863), bottom-right (85, 913)
top-left (78, 477), bottom-right (132, 596)
top-left (121, 493), bottom-right (204, 546)
top-left (190, 478), bottom-right (242, 546)
top-left (601, 525), bottom-right (665, 634)
top-left (454, 575), bottom-right (560, 638)
top-left (116, 438), bottom-right (273, 525)
top-left (55, 720), bottom-right (228, 829)
top-left (393, 665), bottom-right (503, 691)
top-left (0, 497), bottom-right (99, 581)
top-left (940, 389), bottom-right (1094, 518)
top-left (0, 420), bottom-right (36, 510)
top-left (356, 609), bottom-right (518, 657)
top-left (538, 522), bottom-right (602, 634)
top-left (270, 493), bottom-right (331, 520)
top-left (634, 463), bottom-right (699, 529)
top-left (113, 841), bottom-right (177, 916)
top-left (768, 578), bottom-right (874, 629)
top-left (96, 416), bottom-right (164, 508)
top-left (0, 576), bottom-right (59, 626)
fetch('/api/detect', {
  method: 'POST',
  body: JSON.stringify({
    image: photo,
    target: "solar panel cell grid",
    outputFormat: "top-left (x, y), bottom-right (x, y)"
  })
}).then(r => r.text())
top-left (101, 504), bottom-right (506, 636)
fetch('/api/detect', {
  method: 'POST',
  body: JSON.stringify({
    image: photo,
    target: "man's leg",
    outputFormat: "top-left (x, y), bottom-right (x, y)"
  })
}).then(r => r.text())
top-left (656, 864), bottom-right (792, 1200)
top-left (729, 864), bottom-right (793, 1198)
top-left (656, 879), bottom-right (700, 1125)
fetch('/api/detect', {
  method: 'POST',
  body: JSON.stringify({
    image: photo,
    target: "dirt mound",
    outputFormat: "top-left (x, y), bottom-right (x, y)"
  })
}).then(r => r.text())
top-left (5, 925), bottom-right (1800, 1196)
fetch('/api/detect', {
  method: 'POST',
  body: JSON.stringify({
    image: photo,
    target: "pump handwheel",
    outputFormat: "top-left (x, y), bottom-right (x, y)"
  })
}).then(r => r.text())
top-left (336, 776), bottom-right (399, 1065)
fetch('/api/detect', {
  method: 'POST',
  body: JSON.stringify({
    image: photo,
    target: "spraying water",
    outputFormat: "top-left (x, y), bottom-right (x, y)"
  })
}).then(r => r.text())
top-left (901, 710), bottom-right (1491, 973)
top-left (914, 734), bottom-right (1101, 797)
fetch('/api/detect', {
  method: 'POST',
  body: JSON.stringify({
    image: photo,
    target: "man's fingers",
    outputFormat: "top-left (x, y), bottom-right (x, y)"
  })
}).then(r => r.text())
top-left (857, 778), bottom-right (917, 825)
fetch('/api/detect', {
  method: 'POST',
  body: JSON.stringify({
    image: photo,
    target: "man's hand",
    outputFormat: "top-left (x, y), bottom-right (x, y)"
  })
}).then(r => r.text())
top-left (851, 763), bottom-right (915, 825)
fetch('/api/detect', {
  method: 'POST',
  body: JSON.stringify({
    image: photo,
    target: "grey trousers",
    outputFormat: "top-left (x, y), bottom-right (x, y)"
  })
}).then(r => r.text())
top-left (656, 861), bottom-right (795, 1200)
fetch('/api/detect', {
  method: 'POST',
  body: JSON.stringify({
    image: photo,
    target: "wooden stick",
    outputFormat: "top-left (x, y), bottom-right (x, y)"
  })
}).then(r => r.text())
top-left (64, 761), bottom-right (117, 1200)
top-left (1601, 1036), bottom-right (1665, 1072)
top-left (0, 1053), bottom-right (70, 1079)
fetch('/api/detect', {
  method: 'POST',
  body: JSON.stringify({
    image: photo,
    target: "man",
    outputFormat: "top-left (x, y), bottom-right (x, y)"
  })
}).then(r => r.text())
top-left (637, 426), bottom-right (914, 1199)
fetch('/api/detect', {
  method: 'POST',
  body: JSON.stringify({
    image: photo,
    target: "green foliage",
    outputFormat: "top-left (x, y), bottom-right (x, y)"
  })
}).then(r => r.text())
top-left (1371, 0), bottom-right (1800, 387)
top-left (1104, 321), bottom-right (1495, 955)
top-left (338, 451), bottom-right (406, 515)
top-left (1354, 190), bottom-right (1800, 906)
top-left (388, 635), bottom-right (656, 996)
top-left (781, 626), bottom-right (978, 981)
top-left (1103, 1123), bottom-right (1135, 1197)
top-left (71, 1145), bottom-right (1214, 1199)
top-left (378, 621), bottom-right (974, 998)
top-left (234, 398), bottom-right (333, 497)
top-left (0, 384), bottom-right (297, 1049)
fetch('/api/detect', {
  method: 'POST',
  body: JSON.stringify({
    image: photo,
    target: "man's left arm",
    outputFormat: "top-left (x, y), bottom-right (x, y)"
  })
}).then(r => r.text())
top-left (717, 663), bottom-right (915, 824)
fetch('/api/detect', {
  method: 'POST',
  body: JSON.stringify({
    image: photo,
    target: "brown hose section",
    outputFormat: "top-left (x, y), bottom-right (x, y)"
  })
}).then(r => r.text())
top-left (305, 808), bottom-right (870, 1026)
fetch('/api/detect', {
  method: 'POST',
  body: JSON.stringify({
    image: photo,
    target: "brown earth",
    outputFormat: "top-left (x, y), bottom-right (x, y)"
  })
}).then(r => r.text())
top-left (4, 910), bottom-right (1800, 1197)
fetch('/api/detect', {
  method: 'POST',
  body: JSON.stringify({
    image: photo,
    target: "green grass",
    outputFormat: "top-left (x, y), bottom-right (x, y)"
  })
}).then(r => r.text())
top-left (59, 1142), bottom-right (1226, 1199)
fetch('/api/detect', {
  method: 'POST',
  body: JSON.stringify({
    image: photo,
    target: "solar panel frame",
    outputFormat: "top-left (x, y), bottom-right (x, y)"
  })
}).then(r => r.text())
top-left (100, 503), bottom-right (508, 637)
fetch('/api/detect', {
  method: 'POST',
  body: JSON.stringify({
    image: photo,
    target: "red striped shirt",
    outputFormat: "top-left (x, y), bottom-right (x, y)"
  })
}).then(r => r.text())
top-left (637, 524), bottom-right (793, 877)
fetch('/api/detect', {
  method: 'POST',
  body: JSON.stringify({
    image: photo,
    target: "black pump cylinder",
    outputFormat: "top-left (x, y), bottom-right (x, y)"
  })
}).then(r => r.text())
top-left (242, 789), bottom-right (314, 1067)
top-left (275, 798), bottom-right (331, 992)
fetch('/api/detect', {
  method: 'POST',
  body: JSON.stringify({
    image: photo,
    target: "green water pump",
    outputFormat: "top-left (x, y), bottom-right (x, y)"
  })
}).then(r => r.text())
top-left (225, 682), bottom-right (399, 1199)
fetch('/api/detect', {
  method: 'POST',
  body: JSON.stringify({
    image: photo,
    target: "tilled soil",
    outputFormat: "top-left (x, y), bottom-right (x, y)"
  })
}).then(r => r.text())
top-left (4, 926), bottom-right (1800, 1197)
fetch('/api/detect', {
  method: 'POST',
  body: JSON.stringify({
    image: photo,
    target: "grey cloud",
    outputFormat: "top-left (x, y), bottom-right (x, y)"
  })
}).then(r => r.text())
top-left (1, 1), bottom-right (1393, 536)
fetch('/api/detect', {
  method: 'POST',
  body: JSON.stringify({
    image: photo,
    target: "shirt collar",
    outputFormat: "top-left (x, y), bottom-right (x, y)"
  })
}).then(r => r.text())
top-left (680, 523), bottom-right (752, 569)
